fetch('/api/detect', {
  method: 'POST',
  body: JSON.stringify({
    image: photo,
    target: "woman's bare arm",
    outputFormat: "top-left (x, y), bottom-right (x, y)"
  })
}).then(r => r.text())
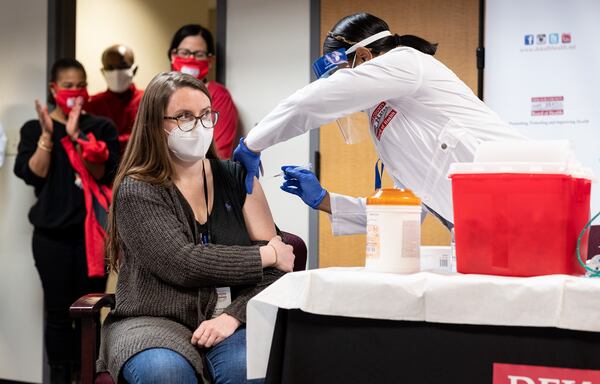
top-left (243, 177), bottom-right (295, 272)
top-left (242, 177), bottom-right (277, 241)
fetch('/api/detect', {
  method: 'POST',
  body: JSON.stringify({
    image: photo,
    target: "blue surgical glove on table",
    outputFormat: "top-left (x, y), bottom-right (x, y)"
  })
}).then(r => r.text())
top-left (232, 137), bottom-right (261, 193)
top-left (280, 166), bottom-right (326, 209)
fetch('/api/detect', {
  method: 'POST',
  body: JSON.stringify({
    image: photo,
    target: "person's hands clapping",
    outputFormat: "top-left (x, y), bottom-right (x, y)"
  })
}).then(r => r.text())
top-left (66, 96), bottom-right (84, 140)
top-left (267, 235), bottom-right (295, 272)
top-left (35, 100), bottom-right (53, 136)
top-left (191, 313), bottom-right (240, 348)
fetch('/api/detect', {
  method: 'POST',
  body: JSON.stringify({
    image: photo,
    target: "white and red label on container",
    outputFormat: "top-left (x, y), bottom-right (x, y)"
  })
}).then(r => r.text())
top-left (531, 96), bottom-right (564, 116)
top-left (493, 363), bottom-right (600, 384)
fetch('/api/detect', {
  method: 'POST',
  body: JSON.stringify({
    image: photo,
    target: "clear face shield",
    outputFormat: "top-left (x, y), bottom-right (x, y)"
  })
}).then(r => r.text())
top-left (312, 30), bottom-right (393, 144)
top-left (335, 112), bottom-right (370, 145)
top-left (313, 50), bottom-right (368, 144)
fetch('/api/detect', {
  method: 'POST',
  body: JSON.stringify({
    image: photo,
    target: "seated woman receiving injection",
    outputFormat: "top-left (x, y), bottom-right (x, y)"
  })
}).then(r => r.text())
top-left (97, 71), bottom-right (294, 384)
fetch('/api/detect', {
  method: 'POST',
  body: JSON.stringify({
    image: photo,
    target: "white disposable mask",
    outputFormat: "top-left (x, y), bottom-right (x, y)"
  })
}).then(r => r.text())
top-left (102, 65), bottom-right (136, 93)
top-left (166, 120), bottom-right (213, 163)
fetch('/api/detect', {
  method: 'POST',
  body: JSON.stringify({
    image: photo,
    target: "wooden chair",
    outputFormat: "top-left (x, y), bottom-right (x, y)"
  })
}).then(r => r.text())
top-left (70, 231), bottom-right (308, 384)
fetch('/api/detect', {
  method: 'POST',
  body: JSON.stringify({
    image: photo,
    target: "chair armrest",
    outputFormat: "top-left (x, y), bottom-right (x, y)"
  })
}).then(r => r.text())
top-left (70, 293), bottom-right (115, 318)
top-left (280, 231), bottom-right (308, 271)
top-left (70, 293), bottom-right (115, 384)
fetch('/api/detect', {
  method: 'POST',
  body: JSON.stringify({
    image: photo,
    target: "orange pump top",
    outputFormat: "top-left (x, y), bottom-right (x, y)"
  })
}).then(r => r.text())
top-left (366, 188), bottom-right (421, 206)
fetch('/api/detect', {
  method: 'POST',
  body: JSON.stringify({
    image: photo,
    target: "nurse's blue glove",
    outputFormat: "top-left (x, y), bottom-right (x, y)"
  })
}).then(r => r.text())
top-left (280, 166), bottom-right (326, 209)
top-left (233, 137), bottom-right (261, 194)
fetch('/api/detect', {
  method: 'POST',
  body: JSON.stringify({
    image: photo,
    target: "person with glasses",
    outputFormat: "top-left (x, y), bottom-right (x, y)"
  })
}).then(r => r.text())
top-left (169, 24), bottom-right (239, 160)
top-left (13, 58), bottom-right (119, 384)
top-left (97, 72), bottom-right (294, 384)
top-left (234, 12), bottom-right (526, 233)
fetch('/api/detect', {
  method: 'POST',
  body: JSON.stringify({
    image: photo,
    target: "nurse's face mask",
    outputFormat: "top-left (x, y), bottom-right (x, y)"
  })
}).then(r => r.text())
top-left (312, 30), bottom-right (392, 144)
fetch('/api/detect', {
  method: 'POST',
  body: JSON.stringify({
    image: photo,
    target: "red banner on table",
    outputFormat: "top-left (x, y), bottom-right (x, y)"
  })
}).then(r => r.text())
top-left (493, 363), bottom-right (600, 384)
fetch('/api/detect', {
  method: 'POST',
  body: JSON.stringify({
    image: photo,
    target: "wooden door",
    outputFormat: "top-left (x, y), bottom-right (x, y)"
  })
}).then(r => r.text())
top-left (318, 0), bottom-right (480, 267)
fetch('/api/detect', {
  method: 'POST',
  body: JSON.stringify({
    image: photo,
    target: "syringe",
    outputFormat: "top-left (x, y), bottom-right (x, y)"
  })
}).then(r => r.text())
top-left (269, 163), bottom-right (313, 178)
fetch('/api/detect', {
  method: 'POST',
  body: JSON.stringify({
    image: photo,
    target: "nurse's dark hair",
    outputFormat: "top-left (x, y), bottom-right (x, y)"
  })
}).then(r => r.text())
top-left (323, 13), bottom-right (437, 56)
top-left (168, 24), bottom-right (215, 59)
top-left (48, 58), bottom-right (87, 104)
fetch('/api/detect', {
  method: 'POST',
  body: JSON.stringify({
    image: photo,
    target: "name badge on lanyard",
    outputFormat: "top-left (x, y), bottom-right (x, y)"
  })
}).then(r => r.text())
top-left (212, 287), bottom-right (232, 318)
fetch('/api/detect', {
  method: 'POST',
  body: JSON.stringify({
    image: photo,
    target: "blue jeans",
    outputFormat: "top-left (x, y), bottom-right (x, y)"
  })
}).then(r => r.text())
top-left (122, 348), bottom-right (198, 384)
top-left (205, 327), bottom-right (264, 384)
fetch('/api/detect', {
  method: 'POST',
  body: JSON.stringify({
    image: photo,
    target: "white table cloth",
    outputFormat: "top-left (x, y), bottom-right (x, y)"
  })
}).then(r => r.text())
top-left (246, 267), bottom-right (600, 379)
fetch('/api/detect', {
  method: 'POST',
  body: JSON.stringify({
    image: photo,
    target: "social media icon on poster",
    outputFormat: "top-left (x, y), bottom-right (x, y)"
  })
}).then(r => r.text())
top-left (536, 34), bottom-right (547, 44)
top-left (562, 33), bottom-right (572, 43)
top-left (549, 33), bottom-right (559, 44)
top-left (524, 34), bottom-right (534, 45)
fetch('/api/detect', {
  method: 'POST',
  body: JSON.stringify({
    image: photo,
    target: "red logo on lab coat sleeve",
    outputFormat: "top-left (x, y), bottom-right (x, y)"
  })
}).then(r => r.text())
top-left (492, 363), bottom-right (600, 384)
top-left (371, 101), bottom-right (397, 141)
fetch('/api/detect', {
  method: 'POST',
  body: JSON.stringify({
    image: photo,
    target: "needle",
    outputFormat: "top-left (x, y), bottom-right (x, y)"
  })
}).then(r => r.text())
top-left (270, 163), bottom-right (313, 178)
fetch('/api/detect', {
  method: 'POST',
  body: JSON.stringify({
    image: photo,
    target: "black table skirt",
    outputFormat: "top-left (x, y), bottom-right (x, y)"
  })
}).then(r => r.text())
top-left (264, 309), bottom-right (600, 384)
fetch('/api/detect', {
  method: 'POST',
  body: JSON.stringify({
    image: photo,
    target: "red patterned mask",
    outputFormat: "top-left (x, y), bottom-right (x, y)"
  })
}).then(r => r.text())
top-left (53, 86), bottom-right (89, 115)
top-left (171, 56), bottom-right (210, 80)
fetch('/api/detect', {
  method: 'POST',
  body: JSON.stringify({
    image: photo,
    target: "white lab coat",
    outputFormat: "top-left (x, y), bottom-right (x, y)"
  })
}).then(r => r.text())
top-left (246, 47), bottom-right (526, 235)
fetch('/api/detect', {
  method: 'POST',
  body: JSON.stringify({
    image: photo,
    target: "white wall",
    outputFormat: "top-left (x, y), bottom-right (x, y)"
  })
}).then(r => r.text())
top-left (0, 1), bottom-right (47, 383)
top-left (226, 0), bottom-right (312, 252)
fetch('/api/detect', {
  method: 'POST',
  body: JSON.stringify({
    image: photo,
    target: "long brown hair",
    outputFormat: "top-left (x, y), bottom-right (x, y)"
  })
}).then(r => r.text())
top-left (106, 71), bottom-right (217, 271)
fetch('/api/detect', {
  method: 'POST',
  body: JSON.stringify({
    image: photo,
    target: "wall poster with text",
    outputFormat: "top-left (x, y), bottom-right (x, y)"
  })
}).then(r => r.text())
top-left (485, 0), bottom-right (600, 214)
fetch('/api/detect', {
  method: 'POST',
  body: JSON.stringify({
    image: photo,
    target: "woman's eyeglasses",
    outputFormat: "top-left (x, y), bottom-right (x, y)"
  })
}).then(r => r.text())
top-left (163, 111), bottom-right (219, 131)
top-left (173, 48), bottom-right (210, 61)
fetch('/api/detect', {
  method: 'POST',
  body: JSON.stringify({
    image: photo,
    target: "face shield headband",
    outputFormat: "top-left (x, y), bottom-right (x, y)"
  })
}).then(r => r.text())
top-left (312, 30), bottom-right (393, 79)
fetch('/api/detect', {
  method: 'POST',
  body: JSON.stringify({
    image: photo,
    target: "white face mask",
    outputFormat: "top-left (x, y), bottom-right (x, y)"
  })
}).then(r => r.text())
top-left (166, 120), bottom-right (213, 163)
top-left (102, 65), bottom-right (136, 93)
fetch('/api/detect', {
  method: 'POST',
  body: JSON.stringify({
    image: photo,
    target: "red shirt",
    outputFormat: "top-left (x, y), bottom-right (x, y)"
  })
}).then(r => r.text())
top-left (87, 84), bottom-right (144, 153)
top-left (207, 81), bottom-right (239, 159)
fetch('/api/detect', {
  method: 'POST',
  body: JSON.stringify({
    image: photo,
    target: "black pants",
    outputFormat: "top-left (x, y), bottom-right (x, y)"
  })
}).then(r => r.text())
top-left (32, 227), bottom-right (107, 366)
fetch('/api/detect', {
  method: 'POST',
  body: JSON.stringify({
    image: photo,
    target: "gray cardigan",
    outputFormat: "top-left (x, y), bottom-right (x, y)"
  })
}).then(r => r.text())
top-left (97, 174), bottom-right (284, 381)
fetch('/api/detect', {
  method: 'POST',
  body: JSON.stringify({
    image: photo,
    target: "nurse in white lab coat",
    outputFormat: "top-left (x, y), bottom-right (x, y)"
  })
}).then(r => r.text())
top-left (233, 12), bottom-right (526, 234)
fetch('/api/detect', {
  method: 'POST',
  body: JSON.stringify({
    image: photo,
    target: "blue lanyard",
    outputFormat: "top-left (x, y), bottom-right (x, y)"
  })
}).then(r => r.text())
top-left (374, 159), bottom-right (385, 190)
top-left (201, 231), bottom-right (210, 245)
top-left (201, 162), bottom-right (211, 245)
